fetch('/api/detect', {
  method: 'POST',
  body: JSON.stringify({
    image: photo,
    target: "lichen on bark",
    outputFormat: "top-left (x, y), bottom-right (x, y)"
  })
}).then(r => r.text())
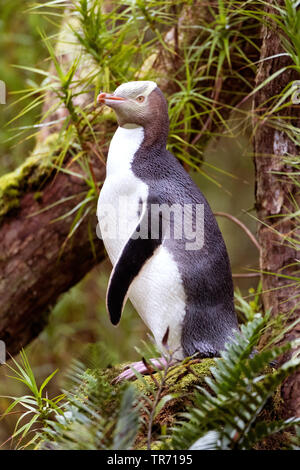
top-left (0, 133), bottom-right (60, 222)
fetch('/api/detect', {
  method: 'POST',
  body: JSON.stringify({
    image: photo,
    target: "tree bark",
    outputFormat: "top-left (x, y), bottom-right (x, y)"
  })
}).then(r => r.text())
top-left (0, 10), bottom-right (109, 355)
top-left (0, 153), bottom-right (105, 356)
top-left (254, 0), bottom-right (300, 417)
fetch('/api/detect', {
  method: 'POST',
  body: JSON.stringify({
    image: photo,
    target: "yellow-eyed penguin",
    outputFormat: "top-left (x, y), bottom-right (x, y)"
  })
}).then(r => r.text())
top-left (96, 81), bottom-right (239, 380)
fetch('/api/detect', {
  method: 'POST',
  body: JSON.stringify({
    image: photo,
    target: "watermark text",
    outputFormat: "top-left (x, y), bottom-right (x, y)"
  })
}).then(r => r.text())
top-left (97, 201), bottom-right (205, 251)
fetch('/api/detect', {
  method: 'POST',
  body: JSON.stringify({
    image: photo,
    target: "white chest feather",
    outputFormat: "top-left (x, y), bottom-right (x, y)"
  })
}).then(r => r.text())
top-left (129, 246), bottom-right (186, 359)
top-left (97, 126), bottom-right (148, 264)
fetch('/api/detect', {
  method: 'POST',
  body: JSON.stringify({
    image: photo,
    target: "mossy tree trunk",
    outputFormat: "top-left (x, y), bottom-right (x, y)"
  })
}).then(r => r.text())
top-left (0, 115), bottom-right (108, 356)
top-left (0, 151), bottom-right (105, 355)
top-left (254, 0), bottom-right (300, 417)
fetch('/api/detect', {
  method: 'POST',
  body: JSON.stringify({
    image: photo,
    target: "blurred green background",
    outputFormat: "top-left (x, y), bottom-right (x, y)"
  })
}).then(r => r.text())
top-left (0, 0), bottom-right (258, 446)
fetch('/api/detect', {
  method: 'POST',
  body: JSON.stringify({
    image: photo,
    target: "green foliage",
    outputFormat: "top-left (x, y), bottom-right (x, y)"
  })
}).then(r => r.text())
top-left (234, 282), bottom-right (263, 322)
top-left (112, 386), bottom-right (140, 450)
top-left (168, 314), bottom-right (300, 450)
top-left (2, 312), bottom-right (300, 450)
top-left (71, 0), bottom-right (138, 84)
top-left (0, 0), bottom-right (55, 175)
top-left (6, 0), bottom-right (300, 241)
top-left (3, 0), bottom-right (300, 227)
top-left (270, 0), bottom-right (300, 72)
top-left (10, 1), bottom-right (258, 184)
top-left (0, 349), bottom-right (64, 449)
top-left (39, 361), bottom-right (141, 450)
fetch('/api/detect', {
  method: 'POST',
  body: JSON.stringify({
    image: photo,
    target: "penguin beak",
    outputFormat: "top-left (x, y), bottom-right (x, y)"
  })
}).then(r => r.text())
top-left (97, 92), bottom-right (126, 106)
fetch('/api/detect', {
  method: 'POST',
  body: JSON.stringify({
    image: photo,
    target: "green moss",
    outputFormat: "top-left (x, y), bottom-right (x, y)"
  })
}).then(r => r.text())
top-left (33, 191), bottom-right (43, 201)
top-left (78, 359), bottom-right (215, 401)
top-left (0, 133), bottom-right (60, 222)
top-left (133, 358), bottom-right (215, 396)
top-left (73, 364), bottom-right (127, 420)
top-left (167, 358), bottom-right (215, 391)
top-left (72, 359), bottom-right (215, 423)
top-left (271, 379), bottom-right (284, 415)
top-left (138, 440), bottom-right (169, 450)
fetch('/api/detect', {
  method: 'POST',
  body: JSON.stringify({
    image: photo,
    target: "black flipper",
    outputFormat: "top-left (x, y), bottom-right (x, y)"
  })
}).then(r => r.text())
top-left (106, 202), bottom-right (162, 325)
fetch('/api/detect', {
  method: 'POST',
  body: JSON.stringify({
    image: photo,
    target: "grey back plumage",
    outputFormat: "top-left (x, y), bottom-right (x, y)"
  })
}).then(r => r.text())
top-left (131, 88), bottom-right (239, 357)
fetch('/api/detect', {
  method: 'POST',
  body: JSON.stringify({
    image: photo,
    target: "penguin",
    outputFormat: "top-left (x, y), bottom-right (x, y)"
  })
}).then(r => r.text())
top-left (96, 81), bottom-right (239, 380)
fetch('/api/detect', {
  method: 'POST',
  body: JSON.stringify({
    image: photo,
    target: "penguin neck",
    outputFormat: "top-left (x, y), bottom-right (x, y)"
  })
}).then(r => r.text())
top-left (120, 118), bottom-right (168, 150)
top-left (132, 122), bottom-right (168, 174)
top-left (142, 122), bottom-right (168, 151)
top-left (106, 115), bottom-right (168, 177)
top-left (106, 125), bottom-right (144, 176)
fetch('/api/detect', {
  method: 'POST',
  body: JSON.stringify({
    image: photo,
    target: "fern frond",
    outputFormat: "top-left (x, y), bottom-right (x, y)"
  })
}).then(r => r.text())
top-left (38, 359), bottom-right (141, 450)
top-left (169, 314), bottom-right (300, 450)
top-left (112, 385), bottom-right (140, 450)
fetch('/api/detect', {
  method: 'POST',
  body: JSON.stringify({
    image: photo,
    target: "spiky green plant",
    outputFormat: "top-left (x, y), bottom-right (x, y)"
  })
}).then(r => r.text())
top-left (37, 360), bottom-right (141, 450)
top-left (0, 349), bottom-right (65, 449)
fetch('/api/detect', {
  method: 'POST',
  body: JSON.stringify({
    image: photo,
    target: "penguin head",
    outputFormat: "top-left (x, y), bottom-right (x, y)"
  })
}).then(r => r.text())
top-left (97, 81), bottom-right (169, 132)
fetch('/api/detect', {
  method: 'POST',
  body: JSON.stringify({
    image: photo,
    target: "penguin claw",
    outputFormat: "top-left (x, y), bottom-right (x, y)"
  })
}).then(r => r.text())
top-left (112, 358), bottom-right (168, 384)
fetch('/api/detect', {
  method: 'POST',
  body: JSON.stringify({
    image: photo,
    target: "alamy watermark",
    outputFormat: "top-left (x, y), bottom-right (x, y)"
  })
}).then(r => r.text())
top-left (0, 80), bottom-right (6, 105)
top-left (0, 340), bottom-right (6, 364)
top-left (97, 200), bottom-right (205, 251)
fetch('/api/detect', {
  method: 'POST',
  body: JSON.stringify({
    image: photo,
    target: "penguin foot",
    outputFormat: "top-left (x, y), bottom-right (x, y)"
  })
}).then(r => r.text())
top-left (112, 357), bottom-right (169, 384)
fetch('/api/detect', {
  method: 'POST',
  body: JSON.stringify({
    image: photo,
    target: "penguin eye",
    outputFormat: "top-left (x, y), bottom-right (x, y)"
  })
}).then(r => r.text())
top-left (136, 95), bottom-right (145, 103)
